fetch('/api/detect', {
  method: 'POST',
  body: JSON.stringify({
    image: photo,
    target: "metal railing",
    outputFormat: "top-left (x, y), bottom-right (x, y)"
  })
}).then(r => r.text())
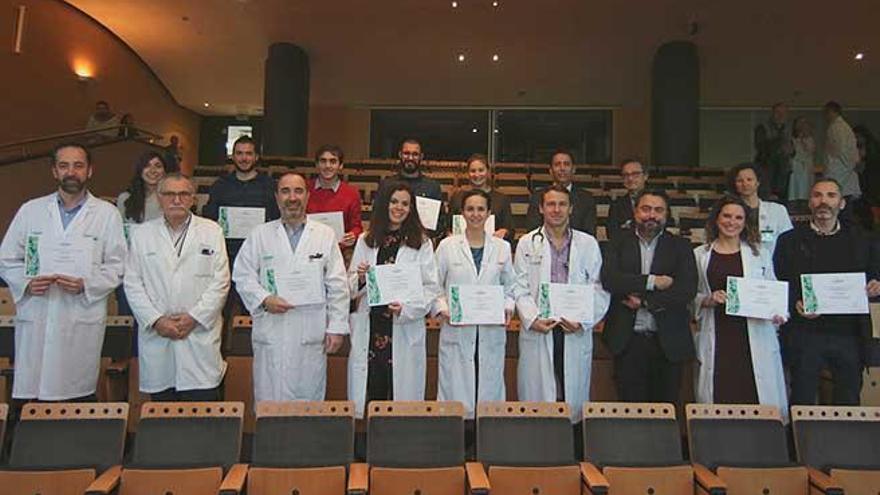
top-left (0, 126), bottom-right (165, 166)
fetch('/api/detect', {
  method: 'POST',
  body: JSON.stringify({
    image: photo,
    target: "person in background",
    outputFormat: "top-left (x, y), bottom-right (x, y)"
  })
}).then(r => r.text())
top-left (754, 102), bottom-right (793, 200)
top-left (449, 153), bottom-right (514, 241)
top-left (306, 144), bottom-right (363, 250)
top-left (823, 101), bottom-right (861, 227)
top-left (85, 100), bottom-right (121, 139)
top-left (526, 150), bottom-right (597, 235)
top-left (789, 116), bottom-right (816, 202)
top-left (855, 125), bottom-right (880, 228)
top-left (727, 162), bottom-right (792, 260)
top-left (607, 158), bottom-right (649, 240)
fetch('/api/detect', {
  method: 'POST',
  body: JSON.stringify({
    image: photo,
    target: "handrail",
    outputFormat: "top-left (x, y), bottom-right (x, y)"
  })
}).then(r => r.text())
top-left (0, 126), bottom-right (163, 150)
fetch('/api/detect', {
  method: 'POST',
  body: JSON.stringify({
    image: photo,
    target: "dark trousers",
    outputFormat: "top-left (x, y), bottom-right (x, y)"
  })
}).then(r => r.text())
top-left (613, 333), bottom-right (682, 404)
top-left (788, 330), bottom-right (862, 405)
top-left (553, 327), bottom-right (565, 400)
top-left (151, 386), bottom-right (221, 402)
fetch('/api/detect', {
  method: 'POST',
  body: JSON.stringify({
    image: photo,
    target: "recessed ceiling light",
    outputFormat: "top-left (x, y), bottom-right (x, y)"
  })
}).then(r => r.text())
top-left (855, 52), bottom-right (865, 60)
top-left (452, 1), bottom-right (458, 7)
top-left (203, 102), bottom-right (210, 108)
top-left (472, 127), bottom-right (478, 133)
top-left (457, 53), bottom-right (466, 62)
top-left (492, 1), bottom-right (499, 7)
top-left (493, 129), bottom-right (499, 134)
top-left (492, 54), bottom-right (500, 62)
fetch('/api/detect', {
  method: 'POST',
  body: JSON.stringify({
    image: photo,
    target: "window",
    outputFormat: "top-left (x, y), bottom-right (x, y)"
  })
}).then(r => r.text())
top-left (370, 109), bottom-right (489, 160)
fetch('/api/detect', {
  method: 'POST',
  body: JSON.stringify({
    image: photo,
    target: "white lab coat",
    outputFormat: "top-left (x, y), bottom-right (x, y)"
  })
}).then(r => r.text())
top-left (692, 242), bottom-right (789, 422)
top-left (347, 234), bottom-right (440, 418)
top-left (124, 214), bottom-right (230, 394)
top-left (434, 234), bottom-right (517, 419)
top-left (0, 192), bottom-right (125, 400)
top-left (233, 220), bottom-right (350, 403)
top-left (514, 228), bottom-right (611, 423)
top-left (756, 200), bottom-right (793, 261)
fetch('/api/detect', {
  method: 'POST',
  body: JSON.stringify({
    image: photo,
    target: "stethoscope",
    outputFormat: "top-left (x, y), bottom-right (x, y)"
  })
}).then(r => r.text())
top-left (530, 226), bottom-right (577, 276)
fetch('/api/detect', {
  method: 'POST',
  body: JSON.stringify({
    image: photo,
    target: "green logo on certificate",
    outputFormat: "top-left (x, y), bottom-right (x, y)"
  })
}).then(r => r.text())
top-left (450, 286), bottom-right (463, 323)
top-left (726, 277), bottom-right (740, 314)
top-left (265, 268), bottom-right (278, 295)
top-left (218, 207), bottom-right (229, 237)
top-left (366, 267), bottom-right (381, 306)
top-left (538, 282), bottom-right (551, 318)
top-left (25, 234), bottom-right (40, 277)
top-left (802, 275), bottom-right (818, 313)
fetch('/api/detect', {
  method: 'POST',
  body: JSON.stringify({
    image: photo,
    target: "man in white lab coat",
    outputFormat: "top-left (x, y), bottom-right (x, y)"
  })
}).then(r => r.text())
top-left (0, 142), bottom-right (126, 401)
top-left (233, 172), bottom-right (349, 402)
top-left (124, 173), bottom-right (230, 401)
top-left (515, 184), bottom-right (610, 424)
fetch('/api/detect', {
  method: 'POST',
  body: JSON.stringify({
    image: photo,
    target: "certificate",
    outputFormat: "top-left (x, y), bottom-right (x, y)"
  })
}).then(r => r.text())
top-left (801, 272), bottom-right (869, 315)
top-left (366, 263), bottom-right (424, 307)
top-left (218, 206), bottom-right (265, 239)
top-left (725, 276), bottom-right (789, 320)
top-left (273, 263), bottom-right (326, 306)
top-left (538, 282), bottom-right (594, 322)
top-left (415, 196), bottom-right (442, 231)
top-left (308, 211), bottom-right (345, 242)
top-left (451, 214), bottom-right (495, 236)
top-left (29, 236), bottom-right (94, 278)
top-left (448, 284), bottom-right (505, 325)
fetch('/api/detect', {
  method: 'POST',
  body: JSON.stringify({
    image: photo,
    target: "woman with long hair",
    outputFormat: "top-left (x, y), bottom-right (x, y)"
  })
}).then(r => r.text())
top-left (449, 154), bottom-right (514, 240)
top-left (692, 195), bottom-right (788, 419)
top-left (347, 181), bottom-right (440, 418)
top-left (434, 189), bottom-right (516, 419)
top-left (116, 150), bottom-right (172, 225)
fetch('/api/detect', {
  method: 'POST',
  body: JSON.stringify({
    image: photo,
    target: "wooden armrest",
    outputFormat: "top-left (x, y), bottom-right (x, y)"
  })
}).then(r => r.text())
top-left (105, 361), bottom-right (129, 375)
top-left (218, 463), bottom-right (248, 495)
top-left (348, 462), bottom-right (369, 495)
top-left (807, 467), bottom-right (844, 495)
top-left (465, 461), bottom-right (490, 494)
top-left (693, 463), bottom-right (726, 495)
top-left (579, 462), bottom-right (609, 495)
top-left (85, 465), bottom-right (122, 494)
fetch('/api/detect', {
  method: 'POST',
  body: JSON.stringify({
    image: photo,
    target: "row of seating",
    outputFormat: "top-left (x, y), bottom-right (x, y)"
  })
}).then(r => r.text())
top-left (0, 400), bottom-right (876, 494)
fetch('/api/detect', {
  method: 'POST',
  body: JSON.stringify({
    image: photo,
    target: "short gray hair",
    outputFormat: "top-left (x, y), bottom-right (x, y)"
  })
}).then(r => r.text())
top-left (157, 172), bottom-right (194, 193)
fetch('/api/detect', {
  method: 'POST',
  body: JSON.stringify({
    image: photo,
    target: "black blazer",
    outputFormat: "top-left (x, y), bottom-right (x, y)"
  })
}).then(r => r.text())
top-left (606, 195), bottom-right (634, 240)
top-left (526, 186), bottom-right (597, 235)
top-left (601, 229), bottom-right (698, 362)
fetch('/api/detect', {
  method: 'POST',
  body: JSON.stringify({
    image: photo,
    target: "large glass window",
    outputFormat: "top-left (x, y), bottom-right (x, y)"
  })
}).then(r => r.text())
top-left (370, 109), bottom-right (489, 160)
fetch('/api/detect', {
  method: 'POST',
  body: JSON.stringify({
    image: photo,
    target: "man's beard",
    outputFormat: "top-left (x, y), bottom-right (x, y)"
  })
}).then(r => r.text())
top-left (59, 177), bottom-right (85, 194)
top-left (636, 219), bottom-right (663, 238)
top-left (401, 160), bottom-right (420, 174)
top-left (234, 161), bottom-right (254, 174)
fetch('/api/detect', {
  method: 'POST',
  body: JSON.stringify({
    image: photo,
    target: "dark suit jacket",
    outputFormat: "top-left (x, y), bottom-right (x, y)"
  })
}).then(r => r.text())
top-left (607, 195), bottom-right (635, 240)
top-left (526, 186), bottom-right (596, 235)
top-left (601, 229), bottom-right (698, 362)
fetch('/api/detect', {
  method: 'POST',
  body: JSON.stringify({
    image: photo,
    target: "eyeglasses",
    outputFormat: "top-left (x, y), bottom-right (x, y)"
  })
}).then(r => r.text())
top-left (401, 152), bottom-right (421, 158)
top-left (159, 191), bottom-right (194, 200)
top-left (621, 171), bottom-right (645, 179)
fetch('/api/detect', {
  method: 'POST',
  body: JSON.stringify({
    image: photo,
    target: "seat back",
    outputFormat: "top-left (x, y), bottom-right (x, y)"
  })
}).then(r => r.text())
top-left (252, 401), bottom-right (354, 468)
top-left (477, 401), bottom-right (575, 467)
top-left (791, 405), bottom-right (880, 471)
top-left (367, 401), bottom-right (465, 468)
top-left (686, 404), bottom-right (791, 470)
top-left (9, 402), bottom-right (128, 472)
top-left (102, 316), bottom-right (134, 360)
top-left (0, 402), bottom-right (7, 460)
top-left (130, 402), bottom-right (243, 470)
top-left (582, 402), bottom-right (684, 467)
top-left (0, 315), bottom-right (13, 359)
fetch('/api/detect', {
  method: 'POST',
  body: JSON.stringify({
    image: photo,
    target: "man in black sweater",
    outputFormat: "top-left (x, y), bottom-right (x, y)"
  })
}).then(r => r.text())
top-left (601, 190), bottom-right (697, 403)
top-left (526, 150), bottom-right (597, 235)
top-left (774, 178), bottom-right (880, 405)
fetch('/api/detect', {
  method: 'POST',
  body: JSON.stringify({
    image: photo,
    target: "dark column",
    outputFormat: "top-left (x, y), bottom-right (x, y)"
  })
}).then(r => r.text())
top-left (263, 43), bottom-right (309, 156)
top-left (651, 41), bottom-right (700, 167)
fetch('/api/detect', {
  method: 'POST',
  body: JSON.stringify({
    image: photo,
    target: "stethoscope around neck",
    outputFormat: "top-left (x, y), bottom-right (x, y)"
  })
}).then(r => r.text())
top-left (530, 226), bottom-right (575, 272)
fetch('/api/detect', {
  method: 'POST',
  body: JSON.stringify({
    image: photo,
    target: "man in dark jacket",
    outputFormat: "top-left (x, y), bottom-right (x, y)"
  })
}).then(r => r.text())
top-left (601, 190), bottom-right (698, 403)
top-left (607, 158), bottom-right (649, 240)
top-left (526, 150), bottom-right (597, 235)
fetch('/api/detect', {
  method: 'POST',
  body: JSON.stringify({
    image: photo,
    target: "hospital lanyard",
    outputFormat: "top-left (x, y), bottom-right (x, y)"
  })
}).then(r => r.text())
top-left (169, 216), bottom-right (191, 258)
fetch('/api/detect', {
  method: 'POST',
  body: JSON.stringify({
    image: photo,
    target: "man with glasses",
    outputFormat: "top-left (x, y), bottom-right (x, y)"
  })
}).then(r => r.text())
top-left (607, 158), bottom-right (649, 240)
top-left (124, 173), bottom-right (230, 401)
top-left (526, 150), bottom-right (597, 235)
top-left (0, 142), bottom-right (126, 402)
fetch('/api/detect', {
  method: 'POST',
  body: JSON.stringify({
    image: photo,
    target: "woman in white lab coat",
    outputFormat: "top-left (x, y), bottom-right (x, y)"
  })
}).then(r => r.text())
top-left (692, 195), bottom-right (789, 421)
top-left (728, 163), bottom-right (793, 259)
top-left (348, 181), bottom-right (440, 418)
top-left (434, 189), bottom-right (517, 419)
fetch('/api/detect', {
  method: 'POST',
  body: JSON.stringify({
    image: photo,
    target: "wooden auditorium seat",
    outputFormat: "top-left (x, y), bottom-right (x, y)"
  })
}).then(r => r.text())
top-left (792, 405), bottom-right (880, 495)
top-left (96, 315), bottom-right (135, 402)
top-left (119, 402), bottom-right (247, 495)
top-left (0, 402), bottom-right (128, 495)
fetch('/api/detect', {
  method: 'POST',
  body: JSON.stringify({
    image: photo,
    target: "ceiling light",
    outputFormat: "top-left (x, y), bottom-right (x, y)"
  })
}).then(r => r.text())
top-left (451, 1), bottom-right (458, 7)
top-left (472, 127), bottom-right (478, 133)
top-left (493, 129), bottom-right (499, 134)
top-left (457, 53), bottom-right (466, 62)
top-left (203, 102), bottom-right (210, 108)
top-left (492, 54), bottom-right (500, 62)
top-left (855, 52), bottom-right (865, 60)
top-left (492, 1), bottom-right (499, 7)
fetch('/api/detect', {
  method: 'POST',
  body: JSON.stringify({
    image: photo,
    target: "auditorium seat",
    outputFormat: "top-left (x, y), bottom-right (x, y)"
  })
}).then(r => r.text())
top-left (0, 402), bottom-right (7, 459)
top-left (224, 316), bottom-right (256, 433)
top-left (472, 401), bottom-right (591, 494)
top-left (96, 316), bottom-right (135, 403)
top-left (0, 402), bottom-right (128, 495)
top-left (119, 401), bottom-right (247, 495)
top-left (792, 405), bottom-right (879, 495)
top-left (581, 401), bottom-right (716, 495)
top-left (863, 368), bottom-right (880, 406)
top-left (686, 404), bottom-right (815, 495)
top-left (365, 401), bottom-right (485, 495)
top-left (0, 287), bottom-right (14, 315)
top-left (0, 316), bottom-right (11, 403)
top-left (246, 401), bottom-right (363, 495)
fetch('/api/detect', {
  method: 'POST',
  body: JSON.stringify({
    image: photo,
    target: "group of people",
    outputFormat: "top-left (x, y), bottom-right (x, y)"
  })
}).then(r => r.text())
top-left (0, 135), bottom-right (877, 430)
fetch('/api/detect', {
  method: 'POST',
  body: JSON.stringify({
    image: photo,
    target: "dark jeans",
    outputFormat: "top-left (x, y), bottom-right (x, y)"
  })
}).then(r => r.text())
top-left (151, 386), bottom-right (221, 402)
top-left (613, 332), bottom-right (682, 404)
top-left (553, 326), bottom-right (565, 400)
top-left (787, 330), bottom-right (862, 405)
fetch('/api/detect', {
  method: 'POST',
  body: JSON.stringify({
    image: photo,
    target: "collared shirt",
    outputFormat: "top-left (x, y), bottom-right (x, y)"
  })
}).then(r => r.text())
top-left (314, 177), bottom-right (341, 193)
top-left (634, 231), bottom-right (660, 333)
top-left (165, 213), bottom-right (192, 257)
top-left (549, 228), bottom-right (572, 283)
top-left (56, 192), bottom-right (88, 230)
top-left (809, 220), bottom-right (841, 237)
top-left (284, 220), bottom-right (306, 253)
